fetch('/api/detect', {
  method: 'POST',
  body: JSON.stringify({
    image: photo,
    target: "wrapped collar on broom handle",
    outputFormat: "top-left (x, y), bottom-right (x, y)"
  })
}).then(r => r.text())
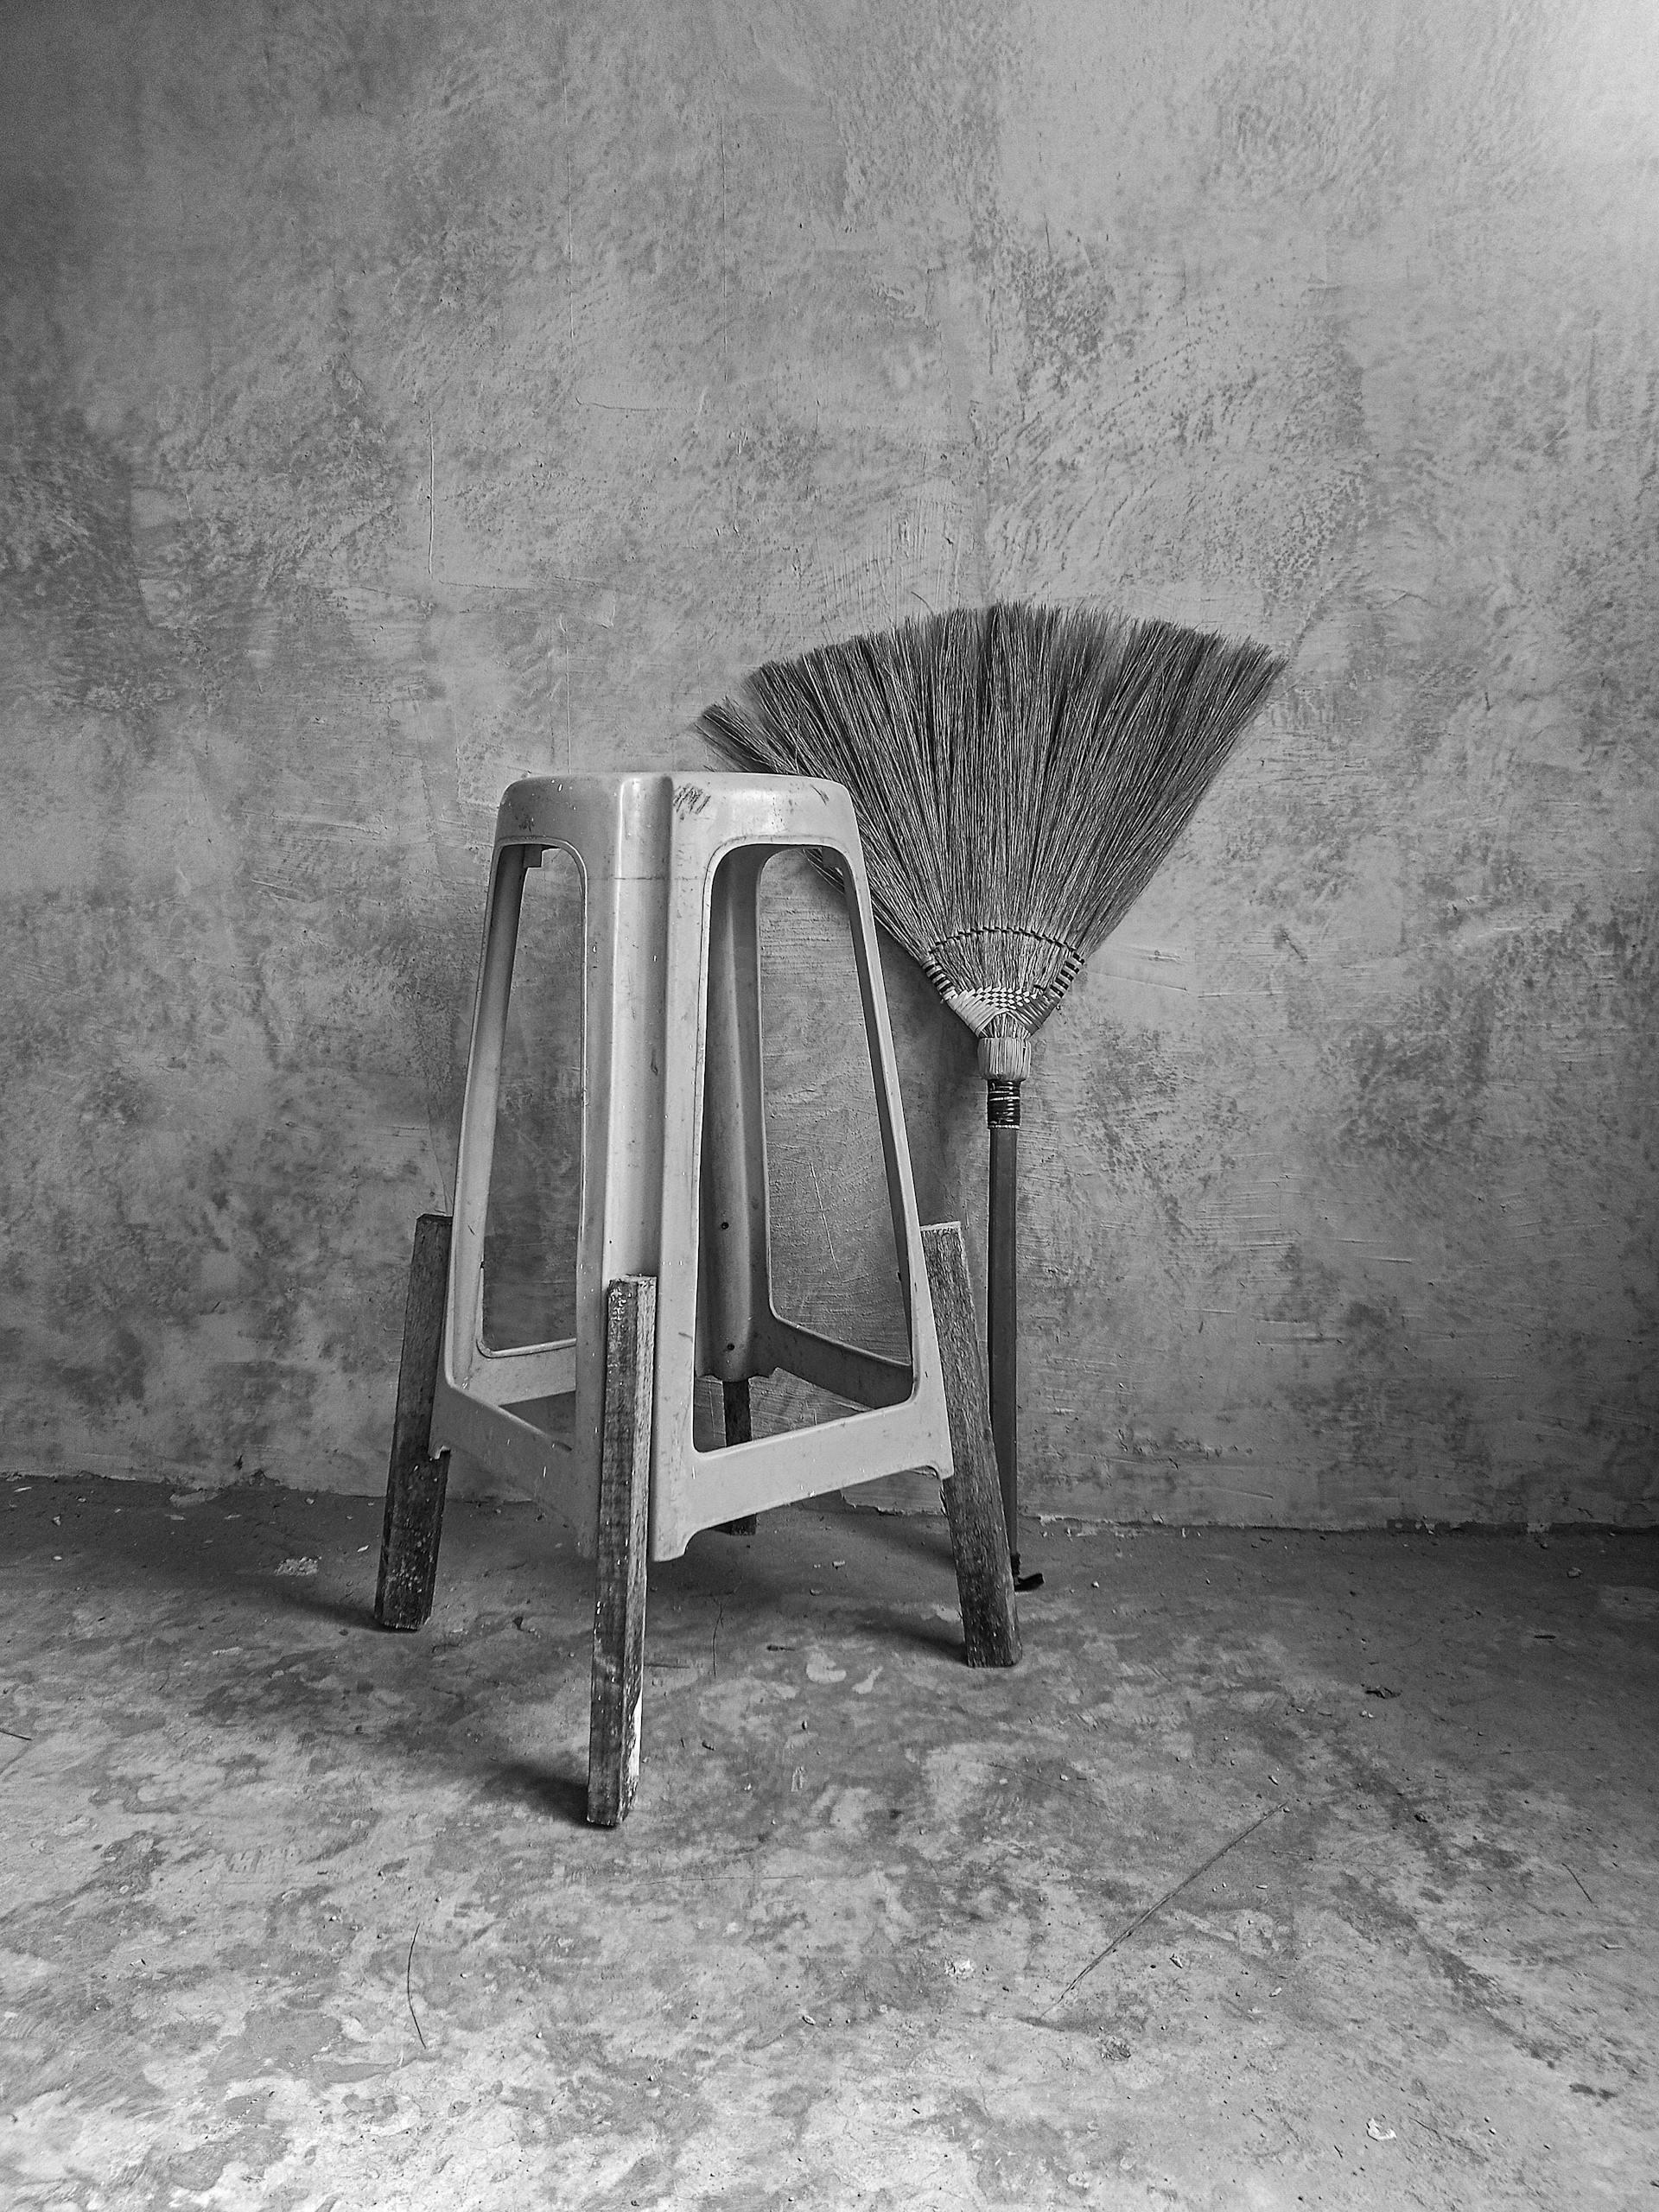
top-left (702, 601), bottom-right (1285, 1585)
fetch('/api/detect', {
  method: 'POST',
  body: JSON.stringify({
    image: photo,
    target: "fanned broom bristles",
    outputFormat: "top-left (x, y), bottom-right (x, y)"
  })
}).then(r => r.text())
top-left (701, 601), bottom-right (1284, 1077)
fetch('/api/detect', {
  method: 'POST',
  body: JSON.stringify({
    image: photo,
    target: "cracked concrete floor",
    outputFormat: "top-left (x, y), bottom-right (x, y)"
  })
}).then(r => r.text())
top-left (2, 1473), bottom-right (1656, 2209)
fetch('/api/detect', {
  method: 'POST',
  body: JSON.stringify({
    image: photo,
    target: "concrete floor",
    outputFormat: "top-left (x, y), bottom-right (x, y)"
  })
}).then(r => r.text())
top-left (3, 1476), bottom-right (1656, 2210)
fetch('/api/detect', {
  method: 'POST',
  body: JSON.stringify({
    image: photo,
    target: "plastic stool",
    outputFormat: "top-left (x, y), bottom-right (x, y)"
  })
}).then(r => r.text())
top-left (375, 772), bottom-right (1018, 1821)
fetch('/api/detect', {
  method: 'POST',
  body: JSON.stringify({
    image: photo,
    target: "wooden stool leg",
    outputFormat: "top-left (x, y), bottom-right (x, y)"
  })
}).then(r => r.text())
top-left (717, 1381), bottom-right (759, 1534)
top-left (921, 1223), bottom-right (1020, 1669)
top-left (588, 1276), bottom-right (657, 1827)
top-left (374, 1213), bottom-right (454, 1631)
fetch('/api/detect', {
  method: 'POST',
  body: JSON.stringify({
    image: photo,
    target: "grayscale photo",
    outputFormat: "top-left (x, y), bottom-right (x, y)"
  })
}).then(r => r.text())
top-left (3, 3), bottom-right (1655, 2204)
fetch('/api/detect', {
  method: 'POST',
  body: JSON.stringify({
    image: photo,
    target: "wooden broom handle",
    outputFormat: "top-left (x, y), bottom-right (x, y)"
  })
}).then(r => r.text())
top-left (986, 1078), bottom-right (1020, 1572)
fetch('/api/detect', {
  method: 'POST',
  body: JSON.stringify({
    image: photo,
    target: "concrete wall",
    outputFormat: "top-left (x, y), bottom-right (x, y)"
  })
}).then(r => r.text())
top-left (3, 0), bottom-right (1656, 1525)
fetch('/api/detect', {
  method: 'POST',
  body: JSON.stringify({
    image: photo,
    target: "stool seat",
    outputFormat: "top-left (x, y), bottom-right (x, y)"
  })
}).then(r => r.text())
top-left (431, 772), bottom-right (952, 1560)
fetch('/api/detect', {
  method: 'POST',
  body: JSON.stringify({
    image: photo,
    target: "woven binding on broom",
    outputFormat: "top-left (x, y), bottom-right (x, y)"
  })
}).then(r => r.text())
top-left (701, 601), bottom-right (1284, 1068)
top-left (923, 929), bottom-right (1084, 1052)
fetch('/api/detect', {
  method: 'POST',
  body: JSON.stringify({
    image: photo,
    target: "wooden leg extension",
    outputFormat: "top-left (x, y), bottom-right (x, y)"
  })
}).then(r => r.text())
top-left (922, 1223), bottom-right (1020, 1669)
top-left (717, 1380), bottom-right (759, 1534)
top-left (374, 1213), bottom-right (454, 1632)
top-left (587, 1276), bottom-right (657, 1827)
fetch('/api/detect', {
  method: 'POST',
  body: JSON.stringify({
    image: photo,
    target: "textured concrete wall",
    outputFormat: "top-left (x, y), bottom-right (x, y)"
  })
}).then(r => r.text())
top-left (3, 0), bottom-right (1656, 1523)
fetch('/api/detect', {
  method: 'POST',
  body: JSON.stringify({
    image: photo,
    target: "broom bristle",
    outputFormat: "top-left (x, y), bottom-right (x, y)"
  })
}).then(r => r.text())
top-left (700, 601), bottom-right (1284, 1070)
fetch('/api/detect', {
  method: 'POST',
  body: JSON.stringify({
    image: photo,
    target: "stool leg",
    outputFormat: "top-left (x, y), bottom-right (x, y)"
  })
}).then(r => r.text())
top-left (588, 1276), bottom-right (657, 1827)
top-left (921, 1223), bottom-right (1020, 1669)
top-left (717, 1382), bottom-right (759, 1534)
top-left (374, 1213), bottom-right (454, 1632)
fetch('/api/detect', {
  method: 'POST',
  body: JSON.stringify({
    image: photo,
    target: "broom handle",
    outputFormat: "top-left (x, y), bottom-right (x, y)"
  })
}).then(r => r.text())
top-left (986, 1077), bottom-right (1020, 1570)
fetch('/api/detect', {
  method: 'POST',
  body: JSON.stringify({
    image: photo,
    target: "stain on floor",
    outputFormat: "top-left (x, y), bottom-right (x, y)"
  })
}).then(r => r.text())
top-left (2, 1478), bottom-right (1656, 2208)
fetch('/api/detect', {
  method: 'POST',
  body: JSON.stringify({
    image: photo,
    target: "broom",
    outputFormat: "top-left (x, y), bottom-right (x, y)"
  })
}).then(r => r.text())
top-left (701, 601), bottom-right (1284, 1586)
